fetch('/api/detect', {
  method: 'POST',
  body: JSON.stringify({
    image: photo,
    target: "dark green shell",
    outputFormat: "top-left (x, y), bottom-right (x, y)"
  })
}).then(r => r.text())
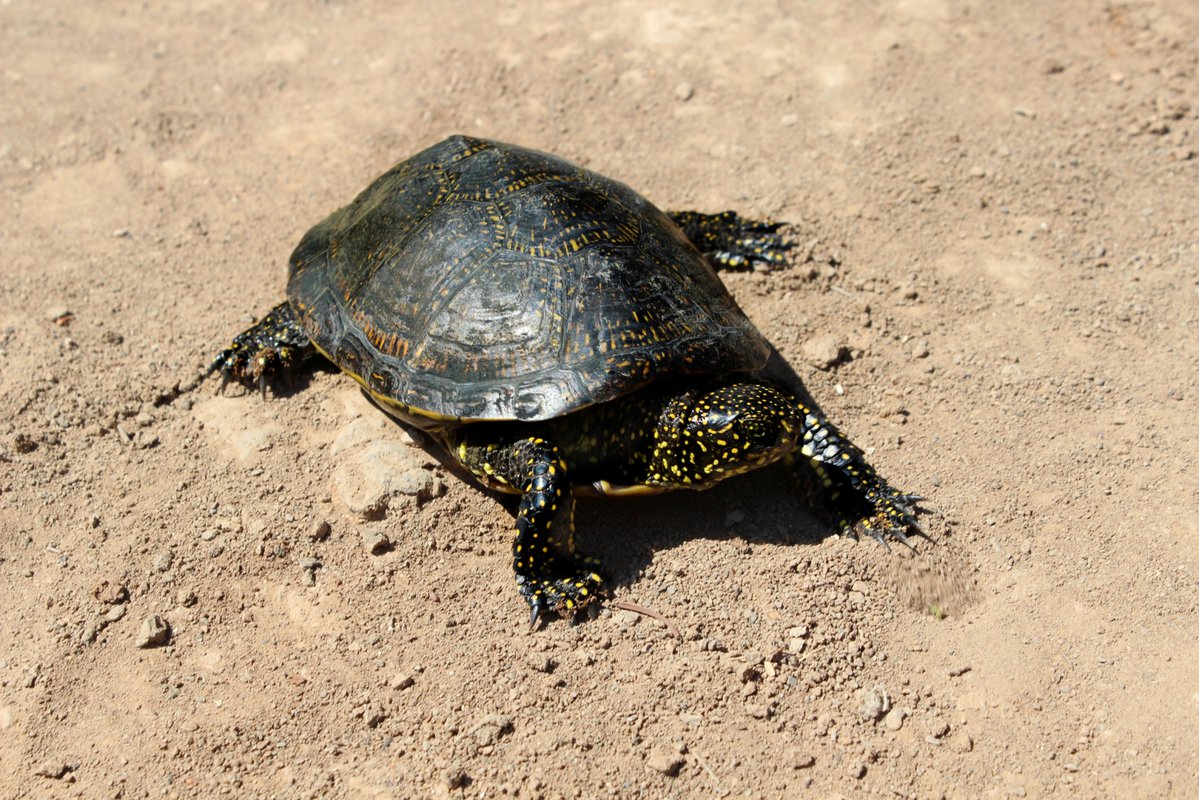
top-left (286, 135), bottom-right (770, 422)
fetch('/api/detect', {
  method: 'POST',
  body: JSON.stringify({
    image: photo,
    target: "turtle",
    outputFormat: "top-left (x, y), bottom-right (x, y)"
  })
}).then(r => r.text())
top-left (208, 135), bottom-right (925, 624)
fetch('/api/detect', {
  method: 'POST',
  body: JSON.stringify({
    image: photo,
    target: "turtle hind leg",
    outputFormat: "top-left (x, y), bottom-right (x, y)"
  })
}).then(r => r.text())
top-left (451, 434), bottom-right (604, 623)
top-left (207, 301), bottom-right (315, 398)
top-left (669, 210), bottom-right (790, 271)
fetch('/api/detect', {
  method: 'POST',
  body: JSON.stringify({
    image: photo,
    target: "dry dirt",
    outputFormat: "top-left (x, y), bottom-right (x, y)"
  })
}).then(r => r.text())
top-left (2, 1), bottom-right (1198, 798)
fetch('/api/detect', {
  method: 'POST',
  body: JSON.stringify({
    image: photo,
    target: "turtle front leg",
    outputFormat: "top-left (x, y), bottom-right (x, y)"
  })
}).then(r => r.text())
top-left (787, 403), bottom-right (927, 549)
top-left (669, 210), bottom-right (790, 271)
top-left (207, 301), bottom-right (315, 398)
top-left (452, 435), bottom-right (603, 623)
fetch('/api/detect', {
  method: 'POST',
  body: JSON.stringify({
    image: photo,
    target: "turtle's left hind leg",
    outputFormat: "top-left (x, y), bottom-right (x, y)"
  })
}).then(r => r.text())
top-left (207, 301), bottom-right (315, 398)
top-left (669, 210), bottom-right (790, 271)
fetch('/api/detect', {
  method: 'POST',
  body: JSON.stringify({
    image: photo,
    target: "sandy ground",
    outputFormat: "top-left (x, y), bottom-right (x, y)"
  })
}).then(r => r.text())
top-left (2, 1), bottom-right (1198, 798)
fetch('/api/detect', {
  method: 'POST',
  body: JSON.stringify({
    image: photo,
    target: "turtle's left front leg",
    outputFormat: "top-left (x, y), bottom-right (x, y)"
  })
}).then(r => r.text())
top-left (450, 434), bottom-right (604, 624)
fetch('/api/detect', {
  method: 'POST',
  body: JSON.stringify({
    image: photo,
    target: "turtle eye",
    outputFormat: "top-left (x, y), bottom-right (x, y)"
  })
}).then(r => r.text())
top-left (741, 419), bottom-right (777, 449)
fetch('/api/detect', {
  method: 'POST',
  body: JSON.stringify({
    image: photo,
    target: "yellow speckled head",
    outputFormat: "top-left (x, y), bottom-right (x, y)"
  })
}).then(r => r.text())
top-left (649, 381), bottom-right (800, 488)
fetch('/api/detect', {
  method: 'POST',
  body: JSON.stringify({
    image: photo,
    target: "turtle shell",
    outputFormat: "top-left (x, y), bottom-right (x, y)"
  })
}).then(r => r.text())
top-left (286, 135), bottom-right (771, 422)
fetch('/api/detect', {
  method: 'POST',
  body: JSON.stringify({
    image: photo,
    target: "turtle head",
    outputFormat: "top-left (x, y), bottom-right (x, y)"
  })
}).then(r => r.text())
top-left (652, 381), bottom-right (800, 486)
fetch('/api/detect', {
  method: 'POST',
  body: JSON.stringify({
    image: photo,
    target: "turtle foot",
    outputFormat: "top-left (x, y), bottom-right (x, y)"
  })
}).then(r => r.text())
top-left (518, 556), bottom-right (604, 627)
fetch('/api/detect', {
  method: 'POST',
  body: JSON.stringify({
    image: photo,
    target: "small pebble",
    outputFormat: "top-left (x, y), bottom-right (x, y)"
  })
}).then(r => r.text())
top-left (44, 306), bottom-right (71, 324)
top-left (34, 761), bottom-right (69, 779)
top-left (92, 581), bottom-right (128, 605)
top-left (389, 673), bottom-right (415, 690)
top-left (858, 686), bottom-right (891, 720)
top-left (673, 81), bottom-right (694, 102)
top-left (646, 745), bottom-right (686, 776)
top-left (135, 615), bottom-right (171, 648)
top-left (471, 714), bottom-right (514, 746)
top-left (152, 551), bottom-right (173, 573)
top-left (363, 530), bottom-right (391, 555)
top-left (309, 520), bottom-right (332, 541)
top-left (803, 334), bottom-right (845, 370)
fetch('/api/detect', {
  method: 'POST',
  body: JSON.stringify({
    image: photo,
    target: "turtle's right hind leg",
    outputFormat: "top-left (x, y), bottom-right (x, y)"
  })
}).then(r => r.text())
top-left (206, 301), bottom-right (315, 398)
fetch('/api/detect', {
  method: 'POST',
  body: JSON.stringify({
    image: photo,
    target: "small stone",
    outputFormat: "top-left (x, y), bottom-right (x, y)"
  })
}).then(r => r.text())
top-left (200, 528), bottom-right (219, 542)
top-left (785, 748), bottom-right (816, 769)
top-left (926, 718), bottom-right (951, 739)
top-left (34, 761), bottom-right (69, 779)
top-left (612, 609), bottom-right (641, 627)
top-left (968, 166), bottom-right (987, 178)
top-left (882, 708), bottom-right (905, 731)
top-left (445, 769), bottom-right (469, 790)
top-left (646, 747), bottom-right (685, 776)
top-left (44, 306), bottom-right (72, 324)
top-left (363, 530), bottom-right (391, 555)
top-left (849, 763), bottom-right (866, 779)
top-left (92, 581), bottom-right (128, 605)
top-left (745, 703), bottom-right (770, 719)
top-left (176, 589), bottom-right (198, 607)
top-left (152, 551), bottom-right (173, 573)
top-left (911, 341), bottom-right (930, 359)
top-left (528, 655), bottom-right (557, 674)
top-left (135, 615), bottom-right (171, 648)
top-left (309, 520), bottom-right (332, 541)
top-left (673, 81), bottom-right (694, 101)
top-left (112, 228), bottom-right (131, 238)
top-left (472, 714), bottom-right (514, 746)
top-left (951, 731), bottom-right (974, 753)
top-left (103, 604), bottom-right (127, 623)
top-left (858, 686), bottom-right (891, 720)
top-left (724, 509), bottom-right (745, 526)
top-left (389, 673), bottom-right (415, 690)
top-left (803, 334), bottom-right (846, 370)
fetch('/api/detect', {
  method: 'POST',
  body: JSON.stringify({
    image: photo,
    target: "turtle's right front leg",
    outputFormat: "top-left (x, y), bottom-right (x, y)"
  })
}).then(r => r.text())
top-left (450, 434), bottom-right (603, 624)
top-left (207, 301), bottom-right (315, 397)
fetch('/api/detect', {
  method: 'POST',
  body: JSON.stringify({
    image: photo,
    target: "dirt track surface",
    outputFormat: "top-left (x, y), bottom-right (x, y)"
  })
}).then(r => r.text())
top-left (2, 1), bottom-right (1198, 798)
